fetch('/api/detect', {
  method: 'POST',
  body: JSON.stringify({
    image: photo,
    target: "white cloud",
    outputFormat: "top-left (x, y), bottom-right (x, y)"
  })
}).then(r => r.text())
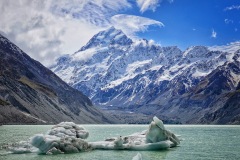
top-left (0, 0), bottom-right (166, 66)
top-left (224, 5), bottom-right (240, 11)
top-left (111, 14), bottom-right (164, 38)
top-left (211, 29), bottom-right (217, 38)
top-left (136, 0), bottom-right (174, 13)
top-left (0, 0), bottom-right (131, 66)
top-left (137, 0), bottom-right (161, 13)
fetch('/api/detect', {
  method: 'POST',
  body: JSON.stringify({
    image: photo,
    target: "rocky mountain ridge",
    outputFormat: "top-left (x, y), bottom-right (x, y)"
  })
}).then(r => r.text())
top-left (51, 27), bottom-right (240, 124)
top-left (0, 34), bottom-right (113, 124)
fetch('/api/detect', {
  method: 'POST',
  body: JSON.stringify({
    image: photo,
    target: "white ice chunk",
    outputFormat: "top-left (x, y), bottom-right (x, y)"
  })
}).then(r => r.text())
top-left (5, 140), bottom-right (37, 154)
top-left (132, 152), bottom-right (142, 160)
top-left (89, 116), bottom-right (180, 150)
top-left (6, 122), bottom-right (90, 154)
top-left (30, 122), bottom-right (90, 154)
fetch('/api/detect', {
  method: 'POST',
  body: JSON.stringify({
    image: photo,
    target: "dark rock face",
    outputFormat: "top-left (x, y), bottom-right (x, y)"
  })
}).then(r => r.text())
top-left (0, 34), bottom-right (113, 124)
top-left (147, 59), bottom-right (240, 124)
top-left (196, 62), bottom-right (240, 124)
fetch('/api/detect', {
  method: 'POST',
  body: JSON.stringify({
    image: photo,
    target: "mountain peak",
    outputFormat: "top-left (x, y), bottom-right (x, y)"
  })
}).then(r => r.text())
top-left (79, 26), bottom-right (133, 51)
top-left (104, 26), bottom-right (120, 34)
top-left (183, 46), bottom-right (210, 58)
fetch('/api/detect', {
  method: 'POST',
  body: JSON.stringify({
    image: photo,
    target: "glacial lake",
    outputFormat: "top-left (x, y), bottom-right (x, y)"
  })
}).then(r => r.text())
top-left (0, 125), bottom-right (240, 160)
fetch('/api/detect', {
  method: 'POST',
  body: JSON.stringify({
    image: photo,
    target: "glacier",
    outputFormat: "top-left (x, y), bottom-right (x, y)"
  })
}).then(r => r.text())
top-left (5, 117), bottom-right (180, 155)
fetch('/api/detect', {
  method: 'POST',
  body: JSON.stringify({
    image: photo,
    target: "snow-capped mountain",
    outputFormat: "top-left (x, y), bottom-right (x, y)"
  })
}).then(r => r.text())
top-left (51, 27), bottom-right (240, 124)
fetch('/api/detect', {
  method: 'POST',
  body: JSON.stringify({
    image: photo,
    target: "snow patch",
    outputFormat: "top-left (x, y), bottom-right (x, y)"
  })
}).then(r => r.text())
top-left (57, 66), bottom-right (75, 83)
top-left (149, 65), bottom-right (163, 71)
top-left (230, 71), bottom-right (240, 87)
top-left (127, 59), bottom-right (152, 74)
top-left (183, 47), bottom-right (193, 57)
top-left (209, 41), bottom-right (240, 54)
top-left (192, 70), bottom-right (211, 78)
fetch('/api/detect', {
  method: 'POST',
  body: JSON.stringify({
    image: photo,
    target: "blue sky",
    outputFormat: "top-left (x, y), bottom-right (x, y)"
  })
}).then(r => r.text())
top-left (129, 0), bottom-right (240, 49)
top-left (0, 0), bottom-right (239, 66)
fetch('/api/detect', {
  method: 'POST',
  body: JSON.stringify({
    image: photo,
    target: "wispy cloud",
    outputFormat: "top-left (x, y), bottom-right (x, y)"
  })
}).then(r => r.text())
top-left (224, 5), bottom-right (240, 11)
top-left (136, 0), bottom-right (174, 13)
top-left (50, 0), bottom-right (131, 27)
top-left (137, 0), bottom-right (160, 13)
top-left (211, 29), bottom-right (217, 38)
top-left (111, 14), bottom-right (164, 38)
top-left (224, 19), bottom-right (233, 24)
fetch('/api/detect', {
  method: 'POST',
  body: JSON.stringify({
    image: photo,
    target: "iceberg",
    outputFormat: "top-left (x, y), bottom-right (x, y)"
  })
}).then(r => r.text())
top-left (6, 122), bottom-right (90, 154)
top-left (89, 116), bottom-right (180, 150)
top-left (5, 116), bottom-right (180, 155)
top-left (30, 122), bottom-right (90, 154)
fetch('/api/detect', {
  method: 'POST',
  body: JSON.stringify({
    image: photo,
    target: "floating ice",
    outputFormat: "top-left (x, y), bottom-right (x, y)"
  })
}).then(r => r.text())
top-left (5, 140), bottom-right (36, 154)
top-left (5, 117), bottom-right (180, 155)
top-left (132, 152), bottom-right (142, 160)
top-left (6, 122), bottom-right (90, 154)
top-left (30, 122), bottom-right (90, 154)
top-left (89, 116), bottom-right (180, 150)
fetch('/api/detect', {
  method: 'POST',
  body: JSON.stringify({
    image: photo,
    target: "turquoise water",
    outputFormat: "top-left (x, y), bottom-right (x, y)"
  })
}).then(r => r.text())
top-left (0, 125), bottom-right (240, 160)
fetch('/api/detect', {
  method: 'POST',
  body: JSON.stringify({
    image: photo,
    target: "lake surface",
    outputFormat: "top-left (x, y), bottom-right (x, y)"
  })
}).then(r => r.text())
top-left (0, 125), bottom-right (240, 160)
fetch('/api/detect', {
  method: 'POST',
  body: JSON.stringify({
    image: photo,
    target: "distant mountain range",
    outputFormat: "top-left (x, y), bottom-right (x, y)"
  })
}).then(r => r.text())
top-left (0, 34), bottom-right (114, 124)
top-left (51, 27), bottom-right (240, 124)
